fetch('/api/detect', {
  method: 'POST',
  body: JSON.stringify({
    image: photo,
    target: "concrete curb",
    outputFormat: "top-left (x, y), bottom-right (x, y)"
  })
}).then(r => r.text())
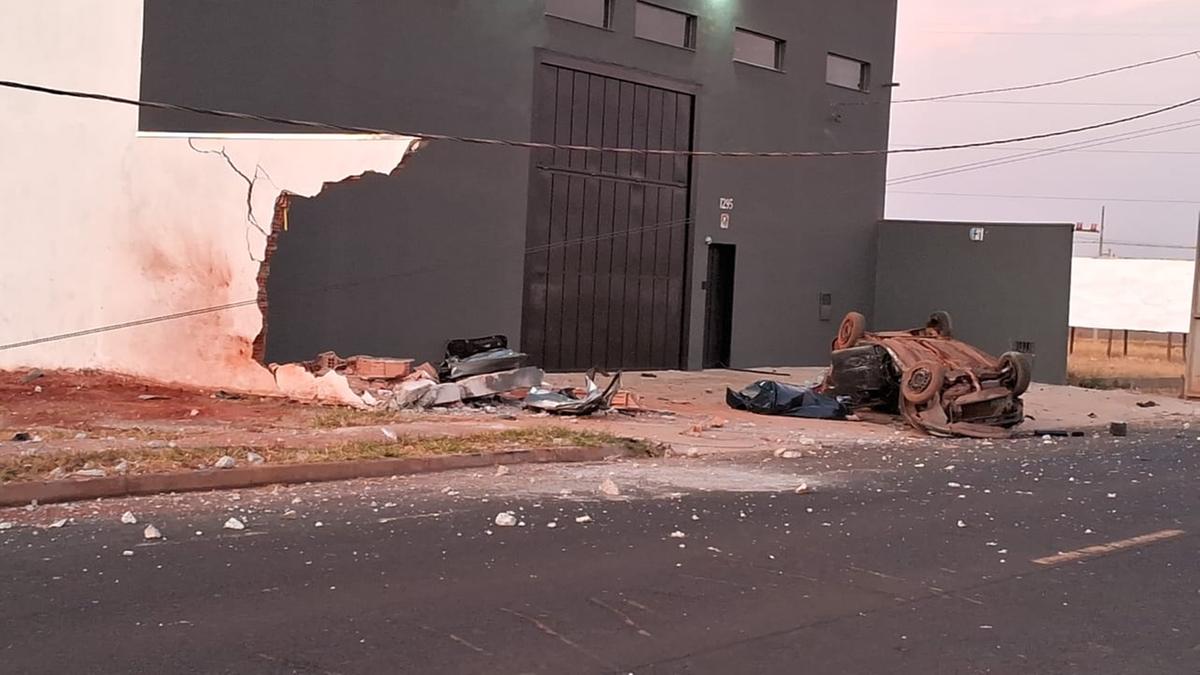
top-left (0, 445), bottom-right (631, 507)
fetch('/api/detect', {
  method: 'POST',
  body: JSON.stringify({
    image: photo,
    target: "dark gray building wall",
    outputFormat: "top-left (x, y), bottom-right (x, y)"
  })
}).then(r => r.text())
top-left (874, 220), bottom-right (1074, 384)
top-left (140, 0), bottom-right (897, 368)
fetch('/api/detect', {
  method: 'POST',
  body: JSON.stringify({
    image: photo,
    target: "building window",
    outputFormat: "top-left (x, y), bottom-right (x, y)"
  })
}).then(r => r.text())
top-left (826, 53), bottom-right (870, 92)
top-left (635, 2), bottom-right (697, 49)
top-left (733, 29), bottom-right (784, 71)
top-left (545, 0), bottom-right (612, 29)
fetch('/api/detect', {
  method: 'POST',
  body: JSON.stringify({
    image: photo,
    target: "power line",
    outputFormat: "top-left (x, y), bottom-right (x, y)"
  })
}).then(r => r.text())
top-left (897, 100), bottom-right (1169, 108)
top-left (890, 143), bottom-right (1200, 156)
top-left (1102, 240), bottom-right (1197, 250)
top-left (3, 78), bottom-right (1200, 158)
top-left (0, 301), bottom-right (259, 352)
top-left (889, 190), bottom-right (1200, 205)
top-left (894, 49), bottom-right (1200, 103)
top-left (887, 117), bottom-right (1200, 186)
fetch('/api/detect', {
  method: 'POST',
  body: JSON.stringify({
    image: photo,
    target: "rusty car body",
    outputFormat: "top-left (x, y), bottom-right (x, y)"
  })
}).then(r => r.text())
top-left (823, 311), bottom-right (1031, 438)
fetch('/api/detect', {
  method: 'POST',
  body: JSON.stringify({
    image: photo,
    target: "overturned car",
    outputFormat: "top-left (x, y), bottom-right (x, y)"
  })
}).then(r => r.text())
top-left (822, 311), bottom-right (1031, 438)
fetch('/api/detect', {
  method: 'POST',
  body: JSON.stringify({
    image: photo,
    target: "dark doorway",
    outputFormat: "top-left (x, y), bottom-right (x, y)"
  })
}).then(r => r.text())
top-left (703, 244), bottom-right (736, 369)
top-left (521, 64), bottom-right (694, 372)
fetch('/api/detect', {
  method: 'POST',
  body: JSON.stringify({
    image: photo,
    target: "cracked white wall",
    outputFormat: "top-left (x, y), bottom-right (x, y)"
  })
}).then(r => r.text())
top-left (0, 0), bottom-right (415, 398)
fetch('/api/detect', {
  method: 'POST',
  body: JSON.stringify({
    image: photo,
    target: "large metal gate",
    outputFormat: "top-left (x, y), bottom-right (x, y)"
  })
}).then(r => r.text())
top-left (521, 64), bottom-right (694, 371)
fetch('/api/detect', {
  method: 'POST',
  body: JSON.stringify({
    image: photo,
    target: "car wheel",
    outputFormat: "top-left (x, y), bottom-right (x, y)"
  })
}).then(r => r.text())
top-left (999, 351), bottom-right (1032, 396)
top-left (927, 310), bottom-right (954, 338)
top-left (902, 360), bottom-right (944, 404)
top-left (834, 312), bottom-right (867, 350)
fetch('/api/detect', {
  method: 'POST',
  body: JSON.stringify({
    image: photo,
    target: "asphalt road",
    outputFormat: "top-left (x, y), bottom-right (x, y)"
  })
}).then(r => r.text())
top-left (2, 430), bottom-right (1198, 674)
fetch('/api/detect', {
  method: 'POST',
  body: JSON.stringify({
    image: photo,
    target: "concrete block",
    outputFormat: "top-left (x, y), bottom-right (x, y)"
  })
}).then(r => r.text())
top-left (458, 367), bottom-right (545, 400)
top-left (393, 380), bottom-right (435, 408)
top-left (422, 383), bottom-right (464, 407)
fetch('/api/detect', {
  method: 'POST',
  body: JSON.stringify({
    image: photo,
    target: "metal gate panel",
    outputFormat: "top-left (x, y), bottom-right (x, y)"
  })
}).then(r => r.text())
top-left (522, 65), bottom-right (693, 371)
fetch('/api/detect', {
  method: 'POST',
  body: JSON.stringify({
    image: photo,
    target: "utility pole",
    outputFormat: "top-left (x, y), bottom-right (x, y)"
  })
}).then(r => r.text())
top-left (1098, 205), bottom-right (1106, 257)
top-left (1187, 209), bottom-right (1200, 398)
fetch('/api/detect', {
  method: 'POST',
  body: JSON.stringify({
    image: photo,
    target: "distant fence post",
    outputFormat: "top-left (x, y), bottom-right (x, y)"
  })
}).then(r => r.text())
top-left (1123, 330), bottom-right (1129, 356)
top-left (1069, 327), bottom-right (1076, 354)
top-left (1106, 329), bottom-right (1114, 358)
top-left (1168, 333), bottom-right (1174, 362)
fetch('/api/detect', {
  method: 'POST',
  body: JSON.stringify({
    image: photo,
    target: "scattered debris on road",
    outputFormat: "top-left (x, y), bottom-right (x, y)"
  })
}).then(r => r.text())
top-left (598, 478), bottom-right (621, 497)
top-left (223, 517), bottom-right (245, 531)
top-left (495, 512), bottom-right (518, 527)
top-left (143, 525), bottom-right (162, 540)
top-left (213, 456), bottom-right (236, 470)
top-left (120, 511), bottom-right (138, 525)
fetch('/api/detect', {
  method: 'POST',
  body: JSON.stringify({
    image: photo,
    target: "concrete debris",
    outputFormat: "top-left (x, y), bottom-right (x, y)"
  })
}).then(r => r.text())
top-left (138, 394), bottom-right (169, 401)
top-left (0, 522), bottom-right (13, 530)
top-left (575, 515), bottom-right (593, 524)
top-left (48, 467), bottom-right (68, 481)
top-left (143, 525), bottom-right (163, 540)
top-left (460, 367), bottom-right (544, 401)
top-left (34, 385), bottom-right (43, 393)
top-left (223, 517), bottom-right (245, 531)
top-left (494, 465), bottom-right (511, 477)
top-left (669, 531), bottom-right (687, 538)
top-left (21, 369), bottom-right (45, 383)
top-left (598, 478), bottom-right (621, 497)
top-left (246, 451), bottom-right (265, 464)
top-left (122, 550), bottom-right (134, 557)
top-left (780, 450), bottom-right (804, 459)
top-left (48, 519), bottom-right (68, 529)
top-left (214, 456), bottom-right (237, 470)
top-left (114, 460), bottom-right (130, 474)
top-left (546, 521), bottom-right (557, 528)
top-left (795, 483), bottom-right (813, 494)
top-left (360, 391), bottom-right (379, 407)
top-left (120, 511), bottom-right (138, 525)
top-left (494, 512), bottom-right (518, 527)
top-left (956, 520), bottom-right (968, 528)
top-left (315, 521), bottom-right (325, 528)
top-left (381, 427), bottom-right (399, 442)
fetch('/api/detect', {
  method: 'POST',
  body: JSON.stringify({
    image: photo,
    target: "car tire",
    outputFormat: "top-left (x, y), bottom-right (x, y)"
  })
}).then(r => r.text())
top-left (928, 310), bottom-right (954, 338)
top-left (902, 360), bottom-right (944, 404)
top-left (999, 351), bottom-right (1032, 397)
top-left (834, 312), bottom-right (867, 350)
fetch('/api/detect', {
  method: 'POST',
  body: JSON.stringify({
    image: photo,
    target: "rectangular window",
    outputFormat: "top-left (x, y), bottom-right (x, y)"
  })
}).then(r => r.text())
top-left (733, 29), bottom-right (784, 71)
top-left (635, 2), bottom-right (697, 49)
top-left (826, 53), bottom-right (870, 92)
top-left (545, 0), bottom-right (611, 29)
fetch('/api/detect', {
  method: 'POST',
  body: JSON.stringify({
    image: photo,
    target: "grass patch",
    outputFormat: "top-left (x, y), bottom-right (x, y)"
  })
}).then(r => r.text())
top-left (310, 407), bottom-right (407, 429)
top-left (0, 428), bottom-right (652, 484)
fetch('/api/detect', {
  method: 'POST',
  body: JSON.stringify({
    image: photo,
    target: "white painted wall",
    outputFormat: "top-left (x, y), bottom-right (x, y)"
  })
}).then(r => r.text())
top-left (0, 0), bottom-right (415, 397)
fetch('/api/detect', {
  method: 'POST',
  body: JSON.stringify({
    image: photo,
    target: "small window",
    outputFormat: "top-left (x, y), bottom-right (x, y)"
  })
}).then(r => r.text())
top-left (545, 0), bottom-right (611, 29)
top-left (826, 53), bottom-right (870, 92)
top-left (636, 2), bottom-right (697, 49)
top-left (733, 29), bottom-right (784, 71)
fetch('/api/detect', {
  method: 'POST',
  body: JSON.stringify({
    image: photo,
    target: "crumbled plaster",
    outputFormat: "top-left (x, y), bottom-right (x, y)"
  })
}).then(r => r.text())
top-left (0, 1), bottom-right (419, 406)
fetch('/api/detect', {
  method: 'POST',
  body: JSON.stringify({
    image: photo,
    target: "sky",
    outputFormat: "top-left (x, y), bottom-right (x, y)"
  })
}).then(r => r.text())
top-left (886, 0), bottom-right (1200, 260)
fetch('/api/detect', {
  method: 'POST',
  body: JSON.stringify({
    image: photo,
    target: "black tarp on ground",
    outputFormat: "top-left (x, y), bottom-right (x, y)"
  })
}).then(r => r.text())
top-left (726, 381), bottom-right (848, 420)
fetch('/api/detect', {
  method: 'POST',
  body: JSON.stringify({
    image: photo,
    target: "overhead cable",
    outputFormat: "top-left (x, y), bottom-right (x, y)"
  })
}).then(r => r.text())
top-left (2, 78), bottom-right (1200, 158)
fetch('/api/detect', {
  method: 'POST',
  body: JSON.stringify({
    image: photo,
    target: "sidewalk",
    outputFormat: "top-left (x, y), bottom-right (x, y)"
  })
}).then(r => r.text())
top-left (4, 367), bottom-right (1195, 470)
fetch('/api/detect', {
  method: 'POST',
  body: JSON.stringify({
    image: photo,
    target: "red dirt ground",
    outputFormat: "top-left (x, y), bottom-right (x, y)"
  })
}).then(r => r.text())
top-left (0, 369), bottom-right (306, 431)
